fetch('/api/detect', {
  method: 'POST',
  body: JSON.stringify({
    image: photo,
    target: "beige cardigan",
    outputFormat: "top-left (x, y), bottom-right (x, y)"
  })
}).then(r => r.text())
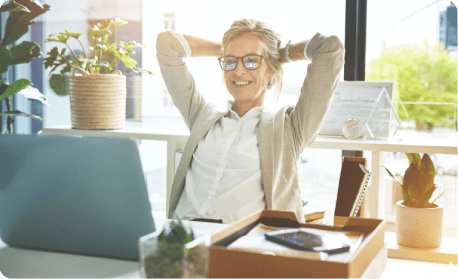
top-left (156, 31), bottom-right (345, 223)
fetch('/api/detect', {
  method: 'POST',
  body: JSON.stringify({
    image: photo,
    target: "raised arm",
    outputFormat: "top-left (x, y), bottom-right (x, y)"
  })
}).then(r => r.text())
top-left (156, 31), bottom-right (222, 131)
top-left (182, 35), bottom-right (223, 57)
top-left (283, 33), bottom-right (345, 155)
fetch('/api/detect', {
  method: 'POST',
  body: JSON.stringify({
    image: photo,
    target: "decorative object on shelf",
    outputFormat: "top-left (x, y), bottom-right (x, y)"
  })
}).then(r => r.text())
top-left (365, 87), bottom-right (401, 138)
top-left (342, 118), bottom-right (363, 139)
top-left (139, 219), bottom-right (211, 278)
top-left (319, 81), bottom-right (395, 138)
top-left (42, 18), bottom-right (152, 130)
top-left (0, 0), bottom-right (50, 134)
top-left (385, 153), bottom-right (445, 248)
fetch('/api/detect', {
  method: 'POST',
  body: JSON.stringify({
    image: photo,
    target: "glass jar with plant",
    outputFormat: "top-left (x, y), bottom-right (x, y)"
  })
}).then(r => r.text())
top-left (0, 0), bottom-right (50, 134)
top-left (385, 153), bottom-right (445, 248)
top-left (42, 18), bottom-right (152, 130)
top-left (139, 219), bottom-right (211, 278)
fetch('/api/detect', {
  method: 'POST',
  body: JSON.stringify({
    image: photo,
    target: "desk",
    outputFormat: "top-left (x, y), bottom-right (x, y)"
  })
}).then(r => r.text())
top-left (41, 124), bottom-right (457, 264)
top-left (0, 218), bottom-right (454, 278)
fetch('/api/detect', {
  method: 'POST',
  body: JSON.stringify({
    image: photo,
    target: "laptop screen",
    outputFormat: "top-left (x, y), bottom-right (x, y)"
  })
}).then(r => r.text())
top-left (0, 134), bottom-right (155, 260)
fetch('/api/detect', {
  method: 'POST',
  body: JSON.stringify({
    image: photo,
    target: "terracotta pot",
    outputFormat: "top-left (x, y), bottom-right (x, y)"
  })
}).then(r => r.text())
top-left (396, 200), bottom-right (443, 248)
top-left (68, 73), bottom-right (126, 130)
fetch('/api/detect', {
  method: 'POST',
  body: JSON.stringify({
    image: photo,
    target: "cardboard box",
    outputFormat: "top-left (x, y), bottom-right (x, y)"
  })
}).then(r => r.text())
top-left (209, 209), bottom-right (386, 278)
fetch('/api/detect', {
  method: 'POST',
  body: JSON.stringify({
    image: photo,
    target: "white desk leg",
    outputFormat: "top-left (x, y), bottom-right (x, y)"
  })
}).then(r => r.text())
top-left (370, 151), bottom-right (387, 219)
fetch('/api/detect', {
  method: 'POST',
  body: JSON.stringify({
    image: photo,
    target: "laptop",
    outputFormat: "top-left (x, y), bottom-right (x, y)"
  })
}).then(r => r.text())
top-left (0, 134), bottom-right (156, 261)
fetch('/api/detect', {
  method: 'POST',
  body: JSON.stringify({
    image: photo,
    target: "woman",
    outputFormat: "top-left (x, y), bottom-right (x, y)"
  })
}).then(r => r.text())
top-left (156, 19), bottom-right (344, 223)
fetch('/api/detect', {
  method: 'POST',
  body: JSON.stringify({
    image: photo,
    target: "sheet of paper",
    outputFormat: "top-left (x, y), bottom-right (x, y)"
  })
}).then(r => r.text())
top-left (320, 86), bottom-right (389, 137)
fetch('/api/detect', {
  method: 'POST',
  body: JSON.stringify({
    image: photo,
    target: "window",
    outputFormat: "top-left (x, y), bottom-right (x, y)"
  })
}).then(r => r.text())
top-left (142, 0), bottom-right (346, 216)
top-left (164, 13), bottom-right (175, 32)
top-left (366, 0), bottom-right (457, 237)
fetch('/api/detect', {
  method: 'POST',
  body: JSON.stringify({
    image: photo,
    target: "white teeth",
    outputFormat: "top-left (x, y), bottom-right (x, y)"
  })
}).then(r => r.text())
top-left (234, 81), bottom-right (251, 85)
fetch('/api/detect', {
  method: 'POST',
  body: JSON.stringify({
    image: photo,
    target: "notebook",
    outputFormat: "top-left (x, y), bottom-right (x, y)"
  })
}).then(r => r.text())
top-left (334, 157), bottom-right (371, 218)
top-left (0, 134), bottom-right (156, 261)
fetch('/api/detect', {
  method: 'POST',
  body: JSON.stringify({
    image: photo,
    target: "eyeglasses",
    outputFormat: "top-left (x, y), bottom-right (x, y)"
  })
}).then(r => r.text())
top-left (218, 54), bottom-right (267, 71)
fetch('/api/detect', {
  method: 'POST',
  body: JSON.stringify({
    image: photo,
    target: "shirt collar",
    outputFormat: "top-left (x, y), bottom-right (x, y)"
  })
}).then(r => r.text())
top-left (227, 100), bottom-right (264, 119)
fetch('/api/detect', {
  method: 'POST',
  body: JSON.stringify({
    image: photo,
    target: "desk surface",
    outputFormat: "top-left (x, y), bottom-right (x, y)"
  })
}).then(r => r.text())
top-left (0, 218), bottom-right (454, 278)
top-left (42, 125), bottom-right (457, 154)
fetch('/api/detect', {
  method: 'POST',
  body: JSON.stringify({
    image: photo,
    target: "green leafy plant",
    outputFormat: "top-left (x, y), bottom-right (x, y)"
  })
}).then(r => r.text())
top-left (42, 18), bottom-right (152, 76)
top-left (366, 42), bottom-right (457, 129)
top-left (144, 219), bottom-right (195, 278)
top-left (0, 0), bottom-right (50, 133)
top-left (385, 153), bottom-right (445, 208)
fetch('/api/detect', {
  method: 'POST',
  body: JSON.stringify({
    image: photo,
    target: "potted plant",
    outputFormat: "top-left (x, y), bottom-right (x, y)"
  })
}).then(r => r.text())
top-left (385, 153), bottom-right (445, 248)
top-left (0, 0), bottom-right (50, 134)
top-left (42, 18), bottom-right (152, 130)
top-left (138, 219), bottom-right (211, 278)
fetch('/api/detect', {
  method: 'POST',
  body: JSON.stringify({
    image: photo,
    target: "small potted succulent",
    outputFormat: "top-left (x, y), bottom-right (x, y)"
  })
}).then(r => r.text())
top-left (42, 18), bottom-right (152, 130)
top-left (0, 0), bottom-right (50, 134)
top-left (385, 153), bottom-right (445, 248)
top-left (138, 219), bottom-right (211, 278)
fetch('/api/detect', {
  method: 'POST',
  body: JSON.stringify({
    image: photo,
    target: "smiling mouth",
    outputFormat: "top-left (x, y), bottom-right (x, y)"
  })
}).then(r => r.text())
top-left (233, 81), bottom-right (252, 86)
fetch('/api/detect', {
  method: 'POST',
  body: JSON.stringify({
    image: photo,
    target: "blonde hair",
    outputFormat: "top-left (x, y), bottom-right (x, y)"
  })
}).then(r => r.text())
top-left (222, 19), bottom-right (283, 102)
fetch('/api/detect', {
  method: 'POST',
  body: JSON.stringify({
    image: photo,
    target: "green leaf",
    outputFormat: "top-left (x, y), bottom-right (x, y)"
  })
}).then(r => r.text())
top-left (112, 18), bottom-right (128, 26)
top-left (49, 74), bottom-right (67, 96)
top-left (403, 161), bottom-right (420, 199)
top-left (90, 25), bottom-right (106, 37)
top-left (406, 153), bottom-right (421, 169)
top-left (420, 153), bottom-right (436, 181)
top-left (131, 66), bottom-right (153, 75)
top-left (123, 41), bottom-right (143, 49)
top-left (384, 167), bottom-right (403, 186)
top-left (0, 81), bottom-right (9, 97)
top-left (0, 1), bottom-right (31, 13)
top-left (16, 0), bottom-right (51, 23)
top-left (103, 33), bottom-right (110, 44)
top-left (11, 41), bottom-right (42, 64)
top-left (1, 0), bottom-right (51, 46)
top-left (57, 33), bottom-right (70, 43)
top-left (0, 110), bottom-right (42, 121)
top-left (17, 86), bottom-right (48, 105)
top-left (385, 166), bottom-right (410, 205)
top-left (431, 189), bottom-right (445, 205)
top-left (121, 54), bottom-right (137, 68)
top-left (0, 79), bottom-right (32, 102)
top-left (43, 47), bottom-right (61, 72)
top-left (417, 184), bottom-right (437, 208)
top-left (60, 64), bottom-right (72, 76)
top-left (92, 61), bottom-right (111, 69)
top-left (0, 45), bottom-right (14, 76)
top-left (64, 30), bottom-right (82, 39)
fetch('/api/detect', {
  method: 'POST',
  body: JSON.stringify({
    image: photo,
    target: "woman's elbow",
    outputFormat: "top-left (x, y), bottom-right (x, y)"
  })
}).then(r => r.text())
top-left (329, 35), bottom-right (345, 65)
top-left (156, 31), bottom-right (173, 54)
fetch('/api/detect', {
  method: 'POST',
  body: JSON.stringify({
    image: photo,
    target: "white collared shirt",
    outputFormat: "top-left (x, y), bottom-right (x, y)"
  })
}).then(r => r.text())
top-left (173, 101), bottom-right (267, 223)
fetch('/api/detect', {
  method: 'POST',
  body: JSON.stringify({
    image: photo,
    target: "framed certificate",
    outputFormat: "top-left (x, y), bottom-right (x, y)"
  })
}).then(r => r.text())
top-left (319, 81), bottom-right (395, 138)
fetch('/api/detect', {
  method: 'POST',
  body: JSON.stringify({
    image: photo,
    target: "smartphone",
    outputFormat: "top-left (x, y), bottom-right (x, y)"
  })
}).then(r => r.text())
top-left (264, 229), bottom-right (350, 254)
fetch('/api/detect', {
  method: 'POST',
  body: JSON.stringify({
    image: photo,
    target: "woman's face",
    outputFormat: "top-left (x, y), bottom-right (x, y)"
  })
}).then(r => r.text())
top-left (224, 34), bottom-right (273, 104)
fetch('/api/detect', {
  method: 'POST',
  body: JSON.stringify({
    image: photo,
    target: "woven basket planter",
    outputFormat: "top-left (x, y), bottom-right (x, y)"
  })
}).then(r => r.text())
top-left (68, 73), bottom-right (126, 130)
